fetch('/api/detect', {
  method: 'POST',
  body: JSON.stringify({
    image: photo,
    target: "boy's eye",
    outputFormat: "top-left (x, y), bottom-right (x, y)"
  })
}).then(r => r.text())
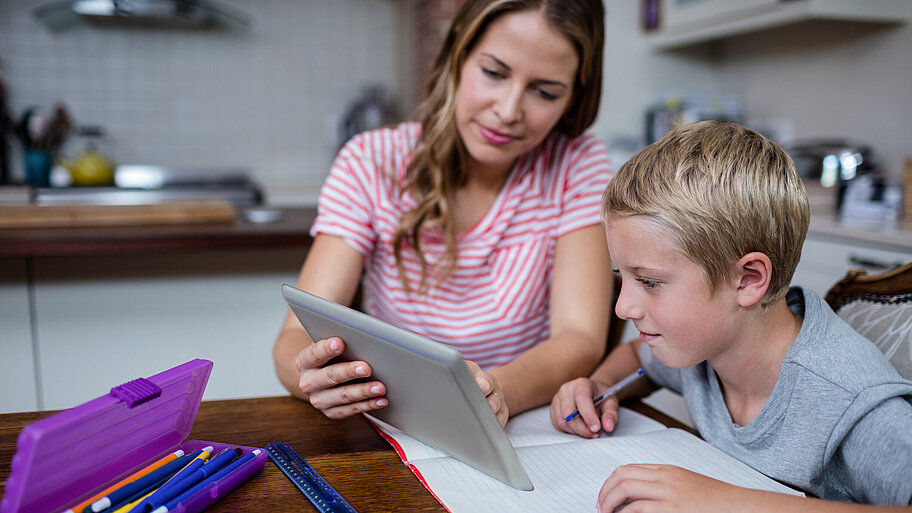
top-left (637, 277), bottom-right (659, 289)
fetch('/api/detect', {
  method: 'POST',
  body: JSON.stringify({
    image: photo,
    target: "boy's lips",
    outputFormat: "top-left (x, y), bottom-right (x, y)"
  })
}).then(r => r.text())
top-left (477, 124), bottom-right (516, 145)
top-left (638, 331), bottom-right (660, 343)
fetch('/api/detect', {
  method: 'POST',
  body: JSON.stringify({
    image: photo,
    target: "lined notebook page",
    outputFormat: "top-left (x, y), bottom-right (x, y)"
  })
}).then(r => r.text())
top-left (369, 406), bottom-right (802, 512)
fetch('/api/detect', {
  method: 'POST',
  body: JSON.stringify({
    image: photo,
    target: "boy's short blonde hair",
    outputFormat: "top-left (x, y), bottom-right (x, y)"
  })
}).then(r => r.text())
top-left (602, 121), bottom-right (810, 307)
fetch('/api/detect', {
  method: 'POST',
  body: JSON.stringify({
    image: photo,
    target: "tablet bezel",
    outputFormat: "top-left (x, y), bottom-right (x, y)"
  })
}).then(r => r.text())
top-left (281, 284), bottom-right (533, 491)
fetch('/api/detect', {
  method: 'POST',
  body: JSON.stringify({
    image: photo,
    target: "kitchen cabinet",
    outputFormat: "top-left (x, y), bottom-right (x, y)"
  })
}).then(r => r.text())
top-left (0, 258), bottom-right (38, 413)
top-left (793, 232), bottom-right (912, 297)
top-left (647, 0), bottom-right (912, 50)
top-left (24, 249), bottom-right (303, 412)
top-left (0, 207), bottom-right (316, 413)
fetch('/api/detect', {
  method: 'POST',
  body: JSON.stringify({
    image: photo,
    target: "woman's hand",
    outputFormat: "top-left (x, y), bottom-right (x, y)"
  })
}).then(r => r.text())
top-left (550, 377), bottom-right (619, 438)
top-left (296, 336), bottom-right (388, 419)
top-left (466, 360), bottom-right (509, 427)
top-left (597, 464), bottom-right (744, 513)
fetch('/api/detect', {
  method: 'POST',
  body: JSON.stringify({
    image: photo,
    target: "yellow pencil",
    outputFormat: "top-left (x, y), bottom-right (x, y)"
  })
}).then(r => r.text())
top-left (109, 446), bottom-right (214, 513)
top-left (63, 450), bottom-right (184, 513)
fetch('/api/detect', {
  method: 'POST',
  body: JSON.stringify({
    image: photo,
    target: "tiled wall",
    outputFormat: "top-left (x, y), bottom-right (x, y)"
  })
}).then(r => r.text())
top-left (0, 0), bottom-right (409, 204)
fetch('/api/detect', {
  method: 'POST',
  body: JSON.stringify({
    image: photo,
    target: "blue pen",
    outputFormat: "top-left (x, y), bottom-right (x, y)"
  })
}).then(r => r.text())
top-left (149, 449), bottom-right (261, 513)
top-left (124, 446), bottom-right (214, 513)
top-left (140, 448), bottom-right (241, 512)
top-left (88, 452), bottom-right (195, 512)
top-left (563, 368), bottom-right (645, 423)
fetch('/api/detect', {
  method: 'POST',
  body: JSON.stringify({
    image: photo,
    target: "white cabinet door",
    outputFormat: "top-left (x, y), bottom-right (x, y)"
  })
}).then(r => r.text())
top-left (793, 234), bottom-right (912, 297)
top-left (31, 249), bottom-right (303, 411)
top-left (0, 257), bottom-right (39, 413)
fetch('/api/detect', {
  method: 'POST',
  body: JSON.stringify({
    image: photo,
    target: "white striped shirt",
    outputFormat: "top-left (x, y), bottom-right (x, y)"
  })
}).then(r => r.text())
top-left (312, 122), bottom-right (612, 369)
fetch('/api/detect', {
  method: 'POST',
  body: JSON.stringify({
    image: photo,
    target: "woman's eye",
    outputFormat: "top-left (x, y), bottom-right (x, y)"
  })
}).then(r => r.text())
top-left (482, 67), bottom-right (504, 79)
top-left (535, 87), bottom-right (558, 101)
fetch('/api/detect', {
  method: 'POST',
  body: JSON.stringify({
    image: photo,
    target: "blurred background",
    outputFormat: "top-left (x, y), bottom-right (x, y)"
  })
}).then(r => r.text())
top-left (1, 0), bottom-right (911, 419)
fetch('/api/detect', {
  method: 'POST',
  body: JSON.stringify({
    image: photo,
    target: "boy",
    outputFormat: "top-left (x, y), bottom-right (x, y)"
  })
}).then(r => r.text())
top-left (550, 121), bottom-right (912, 512)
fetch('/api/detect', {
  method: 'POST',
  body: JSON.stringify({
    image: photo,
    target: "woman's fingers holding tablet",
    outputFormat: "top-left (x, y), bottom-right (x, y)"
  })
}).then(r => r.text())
top-left (466, 360), bottom-right (509, 427)
top-left (297, 337), bottom-right (389, 418)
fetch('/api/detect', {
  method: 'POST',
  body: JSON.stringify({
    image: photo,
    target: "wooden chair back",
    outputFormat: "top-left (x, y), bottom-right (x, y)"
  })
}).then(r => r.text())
top-left (824, 261), bottom-right (912, 379)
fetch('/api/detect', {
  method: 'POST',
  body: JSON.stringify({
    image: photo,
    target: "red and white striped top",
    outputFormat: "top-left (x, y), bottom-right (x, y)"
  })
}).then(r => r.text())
top-left (312, 122), bottom-right (612, 369)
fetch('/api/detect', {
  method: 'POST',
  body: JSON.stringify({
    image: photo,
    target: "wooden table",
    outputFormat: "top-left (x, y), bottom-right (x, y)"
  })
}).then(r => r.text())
top-left (0, 396), bottom-right (692, 512)
top-left (0, 207), bottom-right (317, 257)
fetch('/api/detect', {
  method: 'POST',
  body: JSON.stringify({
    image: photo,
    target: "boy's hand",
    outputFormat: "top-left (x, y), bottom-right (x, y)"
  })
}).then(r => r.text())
top-left (550, 378), bottom-right (620, 438)
top-left (597, 464), bottom-right (743, 513)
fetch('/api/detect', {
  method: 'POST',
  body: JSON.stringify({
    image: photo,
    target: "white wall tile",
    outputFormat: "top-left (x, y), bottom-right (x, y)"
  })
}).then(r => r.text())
top-left (1, 0), bottom-right (405, 204)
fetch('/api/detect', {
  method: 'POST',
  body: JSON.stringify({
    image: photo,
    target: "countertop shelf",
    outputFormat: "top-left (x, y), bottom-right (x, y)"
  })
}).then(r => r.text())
top-left (0, 206), bottom-right (317, 257)
top-left (647, 0), bottom-right (912, 50)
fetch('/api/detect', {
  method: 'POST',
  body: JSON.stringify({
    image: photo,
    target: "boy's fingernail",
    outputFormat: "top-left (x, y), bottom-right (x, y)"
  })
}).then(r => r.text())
top-left (356, 365), bottom-right (368, 376)
top-left (330, 339), bottom-right (341, 351)
top-left (375, 398), bottom-right (388, 407)
top-left (590, 424), bottom-right (600, 433)
top-left (370, 385), bottom-right (381, 394)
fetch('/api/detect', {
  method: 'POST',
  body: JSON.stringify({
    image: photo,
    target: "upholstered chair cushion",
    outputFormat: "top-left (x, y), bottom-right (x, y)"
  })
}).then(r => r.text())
top-left (836, 298), bottom-right (912, 379)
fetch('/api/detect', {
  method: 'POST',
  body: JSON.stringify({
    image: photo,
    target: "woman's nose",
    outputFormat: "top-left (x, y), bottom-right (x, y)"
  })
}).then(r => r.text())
top-left (493, 86), bottom-right (523, 124)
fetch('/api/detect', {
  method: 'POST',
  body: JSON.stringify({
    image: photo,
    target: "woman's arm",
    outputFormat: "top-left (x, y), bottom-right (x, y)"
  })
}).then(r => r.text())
top-left (489, 224), bottom-right (612, 416)
top-left (272, 234), bottom-right (390, 417)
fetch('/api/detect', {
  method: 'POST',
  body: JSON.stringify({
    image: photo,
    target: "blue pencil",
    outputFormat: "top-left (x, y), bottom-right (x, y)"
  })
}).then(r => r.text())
top-left (140, 448), bottom-right (241, 512)
top-left (149, 449), bottom-right (261, 513)
top-left (123, 446), bottom-right (214, 513)
top-left (87, 452), bottom-right (196, 512)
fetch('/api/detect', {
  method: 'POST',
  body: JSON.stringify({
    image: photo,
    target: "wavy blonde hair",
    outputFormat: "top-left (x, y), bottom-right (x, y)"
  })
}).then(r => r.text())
top-left (602, 121), bottom-right (810, 307)
top-left (393, 0), bottom-right (605, 292)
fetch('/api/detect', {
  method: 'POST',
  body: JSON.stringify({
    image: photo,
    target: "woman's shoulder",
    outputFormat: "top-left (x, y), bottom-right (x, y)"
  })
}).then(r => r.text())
top-left (344, 121), bottom-right (421, 155)
top-left (539, 130), bottom-right (609, 156)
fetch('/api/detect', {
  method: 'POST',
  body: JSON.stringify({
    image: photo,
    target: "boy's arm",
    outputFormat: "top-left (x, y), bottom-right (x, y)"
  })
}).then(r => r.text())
top-left (597, 464), bottom-right (912, 513)
top-left (590, 338), bottom-right (657, 402)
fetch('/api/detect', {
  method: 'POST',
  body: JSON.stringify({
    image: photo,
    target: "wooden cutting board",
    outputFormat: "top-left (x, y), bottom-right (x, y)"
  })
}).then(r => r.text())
top-left (0, 200), bottom-right (237, 229)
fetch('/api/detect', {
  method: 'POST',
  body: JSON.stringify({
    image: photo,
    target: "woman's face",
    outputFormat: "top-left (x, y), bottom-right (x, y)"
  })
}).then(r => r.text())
top-left (455, 9), bottom-right (579, 178)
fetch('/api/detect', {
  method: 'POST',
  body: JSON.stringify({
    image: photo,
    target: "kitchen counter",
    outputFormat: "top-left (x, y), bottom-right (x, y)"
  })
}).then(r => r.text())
top-left (0, 206), bottom-right (317, 257)
top-left (808, 210), bottom-right (912, 251)
top-left (2, 202), bottom-right (910, 256)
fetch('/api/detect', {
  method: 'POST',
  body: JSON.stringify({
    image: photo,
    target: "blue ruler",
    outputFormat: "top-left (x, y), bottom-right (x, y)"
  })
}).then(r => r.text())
top-left (266, 442), bottom-right (359, 513)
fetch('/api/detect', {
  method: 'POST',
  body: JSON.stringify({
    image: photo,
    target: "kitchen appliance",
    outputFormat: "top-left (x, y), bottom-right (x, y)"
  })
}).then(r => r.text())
top-left (33, 0), bottom-right (251, 31)
top-left (787, 140), bottom-right (878, 212)
top-left (32, 165), bottom-right (263, 207)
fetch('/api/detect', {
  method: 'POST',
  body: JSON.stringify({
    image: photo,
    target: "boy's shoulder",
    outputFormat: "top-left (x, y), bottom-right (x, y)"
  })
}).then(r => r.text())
top-left (783, 287), bottom-right (907, 395)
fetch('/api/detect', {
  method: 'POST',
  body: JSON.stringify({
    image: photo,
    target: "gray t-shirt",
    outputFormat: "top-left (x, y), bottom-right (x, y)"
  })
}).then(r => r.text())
top-left (640, 287), bottom-right (912, 505)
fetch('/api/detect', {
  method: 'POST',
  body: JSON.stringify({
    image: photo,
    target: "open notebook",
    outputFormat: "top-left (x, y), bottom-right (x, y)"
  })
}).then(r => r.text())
top-left (367, 406), bottom-right (803, 512)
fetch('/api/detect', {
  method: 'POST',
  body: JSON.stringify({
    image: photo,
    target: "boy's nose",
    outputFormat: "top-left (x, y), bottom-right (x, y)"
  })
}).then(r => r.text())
top-left (614, 283), bottom-right (642, 321)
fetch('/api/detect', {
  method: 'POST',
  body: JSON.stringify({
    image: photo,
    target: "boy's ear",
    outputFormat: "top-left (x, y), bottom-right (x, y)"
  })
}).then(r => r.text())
top-left (735, 252), bottom-right (772, 307)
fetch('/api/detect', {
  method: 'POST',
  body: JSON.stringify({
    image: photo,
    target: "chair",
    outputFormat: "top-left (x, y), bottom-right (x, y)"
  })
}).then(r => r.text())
top-left (824, 261), bottom-right (912, 379)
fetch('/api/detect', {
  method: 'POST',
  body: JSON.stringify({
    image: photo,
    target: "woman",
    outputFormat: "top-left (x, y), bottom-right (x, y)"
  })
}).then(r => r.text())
top-left (273, 0), bottom-right (612, 427)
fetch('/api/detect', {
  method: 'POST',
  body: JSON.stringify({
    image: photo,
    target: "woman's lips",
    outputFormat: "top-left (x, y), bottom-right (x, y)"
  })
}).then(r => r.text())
top-left (477, 124), bottom-right (516, 145)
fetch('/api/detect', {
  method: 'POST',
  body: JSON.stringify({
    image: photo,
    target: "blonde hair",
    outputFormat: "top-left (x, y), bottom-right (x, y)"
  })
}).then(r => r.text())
top-left (394, 0), bottom-right (605, 292)
top-left (602, 121), bottom-right (810, 307)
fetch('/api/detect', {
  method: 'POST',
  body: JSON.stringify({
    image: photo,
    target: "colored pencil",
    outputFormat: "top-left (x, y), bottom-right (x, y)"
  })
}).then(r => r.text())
top-left (63, 450), bottom-right (184, 513)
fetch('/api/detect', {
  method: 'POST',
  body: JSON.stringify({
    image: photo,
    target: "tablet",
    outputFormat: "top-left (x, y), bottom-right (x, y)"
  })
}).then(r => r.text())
top-left (281, 284), bottom-right (534, 491)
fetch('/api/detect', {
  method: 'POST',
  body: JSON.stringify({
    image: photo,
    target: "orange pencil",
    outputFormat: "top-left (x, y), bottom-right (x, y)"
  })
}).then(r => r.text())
top-left (63, 450), bottom-right (184, 513)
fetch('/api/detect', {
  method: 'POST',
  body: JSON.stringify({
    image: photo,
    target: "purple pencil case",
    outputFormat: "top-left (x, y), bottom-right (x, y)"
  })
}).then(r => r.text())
top-left (1, 359), bottom-right (266, 513)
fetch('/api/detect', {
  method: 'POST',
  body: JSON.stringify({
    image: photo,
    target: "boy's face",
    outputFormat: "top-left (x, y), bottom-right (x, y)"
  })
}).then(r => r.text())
top-left (607, 215), bottom-right (742, 369)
